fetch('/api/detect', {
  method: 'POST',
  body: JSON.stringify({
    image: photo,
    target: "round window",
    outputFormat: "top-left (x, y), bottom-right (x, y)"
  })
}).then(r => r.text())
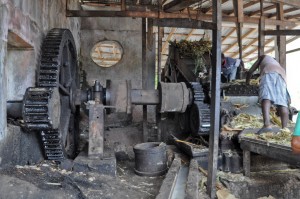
top-left (90, 40), bottom-right (123, 67)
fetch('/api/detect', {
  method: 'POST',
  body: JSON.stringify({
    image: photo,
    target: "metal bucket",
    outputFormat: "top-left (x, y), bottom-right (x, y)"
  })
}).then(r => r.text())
top-left (133, 142), bottom-right (167, 176)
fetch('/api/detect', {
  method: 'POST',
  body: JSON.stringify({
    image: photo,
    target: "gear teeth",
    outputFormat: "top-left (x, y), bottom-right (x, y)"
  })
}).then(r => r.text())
top-left (23, 88), bottom-right (53, 130)
top-left (41, 130), bottom-right (64, 160)
top-left (37, 30), bottom-right (65, 88)
top-left (191, 82), bottom-right (211, 135)
top-left (23, 29), bottom-right (76, 161)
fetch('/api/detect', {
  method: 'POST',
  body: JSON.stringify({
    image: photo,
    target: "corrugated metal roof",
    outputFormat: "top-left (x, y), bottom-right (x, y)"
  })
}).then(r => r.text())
top-left (80, 0), bottom-right (300, 64)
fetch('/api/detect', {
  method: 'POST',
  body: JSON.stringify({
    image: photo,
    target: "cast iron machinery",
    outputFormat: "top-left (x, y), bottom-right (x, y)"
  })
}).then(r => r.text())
top-left (9, 29), bottom-right (201, 162)
top-left (23, 29), bottom-right (80, 160)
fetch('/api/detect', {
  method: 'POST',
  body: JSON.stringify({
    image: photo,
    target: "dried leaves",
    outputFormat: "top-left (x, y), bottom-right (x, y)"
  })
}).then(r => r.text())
top-left (170, 39), bottom-right (212, 73)
top-left (230, 113), bottom-right (264, 129)
top-left (244, 128), bottom-right (292, 146)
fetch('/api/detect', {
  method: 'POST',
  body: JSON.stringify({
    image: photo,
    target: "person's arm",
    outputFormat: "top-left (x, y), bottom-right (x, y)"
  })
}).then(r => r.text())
top-left (246, 55), bottom-right (265, 84)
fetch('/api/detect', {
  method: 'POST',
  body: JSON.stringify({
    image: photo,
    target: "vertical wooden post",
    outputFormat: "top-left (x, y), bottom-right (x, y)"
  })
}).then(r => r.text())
top-left (207, 0), bottom-right (222, 198)
top-left (258, 17), bottom-right (265, 57)
top-left (147, 19), bottom-right (154, 51)
top-left (258, 0), bottom-right (265, 57)
top-left (142, 18), bottom-right (148, 142)
top-left (156, 27), bottom-right (163, 141)
top-left (233, 0), bottom-right (244, 59)
top-left (276, 2), bottom-right (286, 69)
top-left (121, 0), bottom-right (126, 11)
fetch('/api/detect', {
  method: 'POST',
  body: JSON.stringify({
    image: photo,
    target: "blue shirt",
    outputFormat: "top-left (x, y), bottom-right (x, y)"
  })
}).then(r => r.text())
top-left (222, 57), bottom-right (236, 76)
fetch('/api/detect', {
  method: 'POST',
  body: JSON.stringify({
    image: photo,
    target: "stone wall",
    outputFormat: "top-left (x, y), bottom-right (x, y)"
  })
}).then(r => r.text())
top-left (80, 17), bottom-right (145, 122)
top-left (0, 0), bottom-right (81, 166)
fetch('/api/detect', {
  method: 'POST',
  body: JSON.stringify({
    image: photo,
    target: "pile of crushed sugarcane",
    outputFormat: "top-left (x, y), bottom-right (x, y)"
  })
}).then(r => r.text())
top-left (243, 128), bottom-right (293, 146)
top-left (230, 78), bottom-right (260, 86)
top-left (169, 39), bottom-right (212, 73)
top-left (230, 113), bottom-right (264, 129)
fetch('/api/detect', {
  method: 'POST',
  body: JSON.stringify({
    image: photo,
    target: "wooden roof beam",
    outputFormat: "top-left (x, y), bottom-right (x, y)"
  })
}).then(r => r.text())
top-left (265, 29), bottom-right (300, 35)
top-left (247, 4), bottom-right (276, 17)
top-left (243, 39), bottom-right (274, 60)
top-left (246, 36), bottom-right (299, 61)
top-left (286, 13), bottom-right (300, 20)
top-left (161, 28), bottom-right (176, 55)
top-left (231, 38), bottom-right (258, 58)
top-left (223, 29), bottom-right (256, 53)
top-left (203, 0), bottom-right (229, 13)
top-left (267, 7), bottom-right (298, 18)
top-left (222, 28), bottom-right (236, 42)
top-left (67, 10), bottom-right (297, 27)
top-left (164, 0), bottom-right (201, 13)
top-left (244, 0), bottom-right (260, 9)
top-left (226, 0), bottom-right (260, 16)
top-left (265, 0), bottom-right (300, 9)
top-left (185, 29), bottom-right (195, 40)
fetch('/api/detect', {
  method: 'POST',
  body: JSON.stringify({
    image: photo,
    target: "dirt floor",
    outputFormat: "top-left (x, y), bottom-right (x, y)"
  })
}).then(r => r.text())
top-left (2, 116), bottom-right (300, 199)
top-left (0, 159), bottom-right (164, 199)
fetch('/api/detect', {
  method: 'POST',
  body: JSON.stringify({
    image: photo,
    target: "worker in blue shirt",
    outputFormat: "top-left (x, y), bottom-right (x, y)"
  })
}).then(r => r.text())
top-left (221, 53), bottom-right (244, 82)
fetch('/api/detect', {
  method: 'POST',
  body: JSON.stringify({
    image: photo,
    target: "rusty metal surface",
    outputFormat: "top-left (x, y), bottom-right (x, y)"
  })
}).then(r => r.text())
top-left (105, 79), bottom-right (130, 113)
top-left (159, 82), bottom-right (190, 113)
top-left (88, 103), bottom-right (105, 157)
top-left (131, 89), bottom-right (159, 105)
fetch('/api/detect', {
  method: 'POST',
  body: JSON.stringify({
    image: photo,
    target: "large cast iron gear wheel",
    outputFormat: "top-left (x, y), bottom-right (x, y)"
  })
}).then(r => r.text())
top-left (189, 82), bottom-right (211, 136)
top-left (23, 29), bottom-right (80, 161)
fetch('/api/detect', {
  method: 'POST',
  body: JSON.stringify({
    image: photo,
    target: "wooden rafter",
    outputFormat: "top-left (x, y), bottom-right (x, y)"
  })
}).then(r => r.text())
top-left (245, 36), bottom-right (299, 61)
top-left (231, 38), bottom-right (258, 58)
top-left (286, 13), bottom-right (300, 20)
top-left (185, 29), bottom-right (195, 40)
top-left (222, 28), bottom-right (236, 42)
top-left (68, 9), bottom-right (296, 27)
top-left (223, 29), bottom-right (256, 53)
top-left (161, 28), bottom-right (176, 56)
top-left (266, 0), bottom-right (300, 9)
top-left (243, 39), bottom-right (273, 60)
top-left (244, 0), bottom-right (260, 9)
top-left (164, 0), bottom-right (202, 12)
top-left (202, 0), bottom-right (229, 13)
top-left (267, 7), bottom-right (298, 18)
top-left (247, 4), bottom-right (276, 17)
top-left (226, 0), bottom-right (260, 16)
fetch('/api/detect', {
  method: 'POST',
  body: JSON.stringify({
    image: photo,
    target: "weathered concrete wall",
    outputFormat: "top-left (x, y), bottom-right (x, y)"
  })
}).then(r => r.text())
top-left (0, 0), bottom-right (81, 166)
top-left (80, 17), bottom-right (144, 122)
